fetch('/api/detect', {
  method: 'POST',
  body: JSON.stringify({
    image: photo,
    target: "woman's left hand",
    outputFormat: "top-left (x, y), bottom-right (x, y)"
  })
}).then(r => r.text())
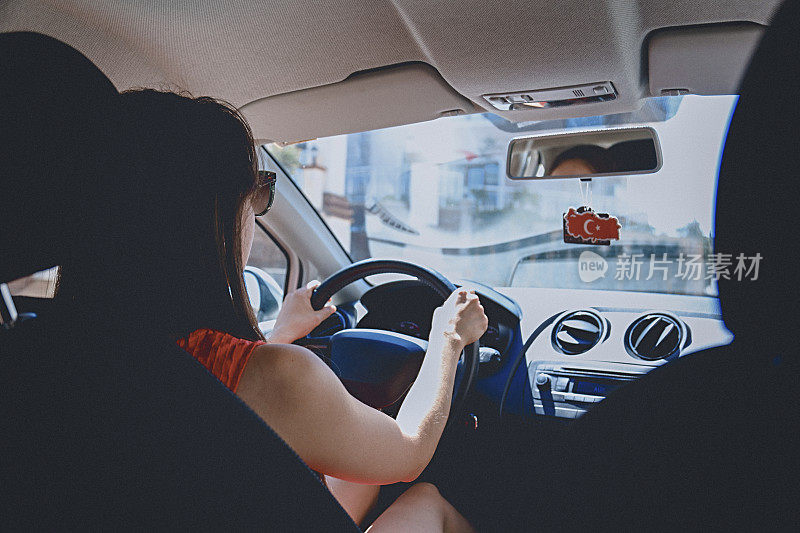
top-left (267, 280), bottom-right (336, 344)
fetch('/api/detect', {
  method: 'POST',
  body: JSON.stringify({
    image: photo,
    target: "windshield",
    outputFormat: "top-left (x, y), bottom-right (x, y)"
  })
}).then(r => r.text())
top-left (267, 95), bottom-right (736, 296)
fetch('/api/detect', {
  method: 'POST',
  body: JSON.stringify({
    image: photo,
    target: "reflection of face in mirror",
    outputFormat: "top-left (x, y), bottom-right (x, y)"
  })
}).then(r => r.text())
top-left (549, 144), bottom-right (615, 177)
top-left (507, 127), bottom-right (660, 179)
top-left (550, 158), bottom-right (595, 177)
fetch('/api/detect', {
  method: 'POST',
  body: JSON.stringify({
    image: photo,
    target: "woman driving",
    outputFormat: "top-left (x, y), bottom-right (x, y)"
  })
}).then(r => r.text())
top-left (57, 89), bottom-right (485, 531)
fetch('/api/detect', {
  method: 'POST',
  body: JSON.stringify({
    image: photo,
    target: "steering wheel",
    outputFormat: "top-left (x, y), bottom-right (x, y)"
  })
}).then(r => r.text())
top-left (305, 258), bottom-right (479, 426)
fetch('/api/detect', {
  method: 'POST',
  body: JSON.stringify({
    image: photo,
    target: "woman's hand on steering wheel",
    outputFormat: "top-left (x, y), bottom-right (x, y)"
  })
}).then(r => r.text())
top-left (268, 280), bottom-right (337, 344)
top-left (431, 289), bottom-right (489, 354)
top-left (306, 258), bottom-right (485, 424)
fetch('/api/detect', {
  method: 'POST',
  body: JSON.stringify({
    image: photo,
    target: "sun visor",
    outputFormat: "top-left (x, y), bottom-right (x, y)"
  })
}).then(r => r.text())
top-left (647, 23), bottom-right (764, 97)
top-left (242, 62), bottom-right (475, 144)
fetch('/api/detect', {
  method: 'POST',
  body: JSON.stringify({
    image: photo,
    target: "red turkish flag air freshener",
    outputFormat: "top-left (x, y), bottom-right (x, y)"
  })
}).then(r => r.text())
top-left (563, 206), bottom-right (621, 245)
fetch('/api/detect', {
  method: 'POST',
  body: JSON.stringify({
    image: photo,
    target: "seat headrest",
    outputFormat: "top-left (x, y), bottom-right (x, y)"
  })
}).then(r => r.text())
top-left (0, 32), bottom-right (120, 283)
top-left (715, 0), bottom-right (800, 346)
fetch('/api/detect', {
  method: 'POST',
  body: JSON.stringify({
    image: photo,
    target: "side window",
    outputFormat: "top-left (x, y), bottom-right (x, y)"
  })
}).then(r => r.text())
top-left (245, 224), bottom-right (289, 324)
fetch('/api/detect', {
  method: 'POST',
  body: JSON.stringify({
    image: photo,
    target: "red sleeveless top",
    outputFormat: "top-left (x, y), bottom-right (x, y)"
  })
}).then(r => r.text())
top-left (177, 328), bottom-right (265, 392)
top-left (177, 328), bottom-right (328, 484)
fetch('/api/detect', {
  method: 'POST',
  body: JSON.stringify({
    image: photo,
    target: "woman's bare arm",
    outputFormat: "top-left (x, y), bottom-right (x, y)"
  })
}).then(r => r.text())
top-left (236, 289), bottom-right (487, 485)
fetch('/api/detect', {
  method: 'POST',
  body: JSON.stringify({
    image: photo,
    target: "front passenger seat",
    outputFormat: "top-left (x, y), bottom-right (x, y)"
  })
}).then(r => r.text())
top-left (474, 1), bottom-right (799, 530)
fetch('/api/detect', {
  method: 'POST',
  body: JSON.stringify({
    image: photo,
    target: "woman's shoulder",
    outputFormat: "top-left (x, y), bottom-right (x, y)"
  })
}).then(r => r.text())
top-left (241, 342), bottom-right (333, 398)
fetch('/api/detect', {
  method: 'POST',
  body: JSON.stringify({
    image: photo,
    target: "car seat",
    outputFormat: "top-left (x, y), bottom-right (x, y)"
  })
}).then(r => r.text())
top-left (0, 32), bottom-right (359, 531)
top-left (465, 1), bottom-right (800, 530)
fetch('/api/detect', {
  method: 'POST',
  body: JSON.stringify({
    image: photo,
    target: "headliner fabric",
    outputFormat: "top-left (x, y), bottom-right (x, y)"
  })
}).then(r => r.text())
top-left (0, 0), bottom-right (784, 140)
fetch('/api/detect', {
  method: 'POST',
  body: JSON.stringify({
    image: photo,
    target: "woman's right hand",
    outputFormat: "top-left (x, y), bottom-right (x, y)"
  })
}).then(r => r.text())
top-left (429, 289), bottom-right (488, 351)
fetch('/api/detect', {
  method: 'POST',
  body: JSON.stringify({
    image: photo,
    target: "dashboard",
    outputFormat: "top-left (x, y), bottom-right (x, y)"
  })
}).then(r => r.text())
top-left (313, 281), bottom-right (733, 421)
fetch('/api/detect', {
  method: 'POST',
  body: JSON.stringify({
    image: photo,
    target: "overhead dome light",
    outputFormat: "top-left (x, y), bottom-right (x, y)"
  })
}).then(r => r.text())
top-left (482, 82), bottom-right (617, 111)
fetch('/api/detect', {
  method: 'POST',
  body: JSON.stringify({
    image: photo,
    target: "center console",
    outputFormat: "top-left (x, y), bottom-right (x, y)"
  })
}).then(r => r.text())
top-left (528, 361), bottom-right (652, 418)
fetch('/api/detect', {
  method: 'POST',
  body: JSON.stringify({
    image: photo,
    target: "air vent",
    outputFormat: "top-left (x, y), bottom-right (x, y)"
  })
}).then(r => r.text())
top-left (625, 313), bottom-right (686, 361)
top-left (551, 310), bottom-right (606, 355)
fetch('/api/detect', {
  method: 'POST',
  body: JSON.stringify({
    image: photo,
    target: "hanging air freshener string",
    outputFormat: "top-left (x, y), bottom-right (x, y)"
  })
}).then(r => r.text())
top-left (578, 178), bottom-right (592, 208)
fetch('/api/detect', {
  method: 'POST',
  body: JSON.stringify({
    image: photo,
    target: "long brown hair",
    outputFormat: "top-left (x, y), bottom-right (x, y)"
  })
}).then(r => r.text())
top-left (57, 89), bottom-right (263, 342)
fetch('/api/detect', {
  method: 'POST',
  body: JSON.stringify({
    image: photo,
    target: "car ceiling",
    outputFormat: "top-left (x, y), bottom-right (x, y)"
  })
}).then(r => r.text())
top-left (1, 0), bottom-right (783, 143)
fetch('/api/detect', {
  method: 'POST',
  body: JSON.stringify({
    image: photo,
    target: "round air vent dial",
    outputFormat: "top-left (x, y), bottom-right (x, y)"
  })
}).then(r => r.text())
top-left (625, 313), bottom-right (687, 361)
top-left (551, 310), bottom-right (606, 355)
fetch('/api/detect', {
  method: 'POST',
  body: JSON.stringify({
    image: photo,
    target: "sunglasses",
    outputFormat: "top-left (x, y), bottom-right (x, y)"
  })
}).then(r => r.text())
top-left (253, 170), bottom-right (277, 216)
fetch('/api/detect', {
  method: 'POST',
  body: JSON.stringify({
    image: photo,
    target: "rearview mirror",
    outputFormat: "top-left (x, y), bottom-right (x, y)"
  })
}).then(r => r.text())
top-left (506, 127), bottom-right (661, 179)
